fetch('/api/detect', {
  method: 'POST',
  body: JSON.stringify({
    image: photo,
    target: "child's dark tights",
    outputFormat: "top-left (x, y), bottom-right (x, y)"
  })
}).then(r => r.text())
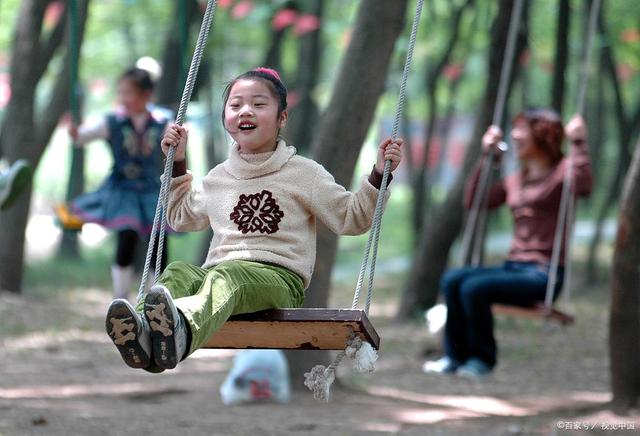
top-left (115, 229), bottom-right (168, 271)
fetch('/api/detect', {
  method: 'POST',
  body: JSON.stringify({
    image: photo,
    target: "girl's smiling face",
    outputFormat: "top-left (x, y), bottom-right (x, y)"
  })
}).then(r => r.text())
top-left (117, 78), bottom-right (151, 115)
top-left (224, 78), bottom-right (287, 154)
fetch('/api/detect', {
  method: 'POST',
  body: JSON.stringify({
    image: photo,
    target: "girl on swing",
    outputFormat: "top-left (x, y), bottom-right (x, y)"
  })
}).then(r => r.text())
top-left (105, 67), bottom-right (403, 372)
top-left (59, 67), bottom-right (170, 300)
top-left (424, 108), bottom-right (592, 378)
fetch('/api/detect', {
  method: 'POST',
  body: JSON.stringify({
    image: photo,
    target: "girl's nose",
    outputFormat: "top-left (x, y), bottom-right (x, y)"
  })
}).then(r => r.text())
top-left (239, 104), bottom-right (254, 116)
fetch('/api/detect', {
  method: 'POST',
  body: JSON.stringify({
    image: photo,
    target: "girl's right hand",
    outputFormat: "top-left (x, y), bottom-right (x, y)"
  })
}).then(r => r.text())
top-left (161, 123), bottom-right (188, 161)
top-left (481, 125), bottom-right (504, 155)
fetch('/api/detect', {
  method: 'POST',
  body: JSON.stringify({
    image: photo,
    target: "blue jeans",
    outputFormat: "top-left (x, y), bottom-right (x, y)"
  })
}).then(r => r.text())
top-left (441, 261), bottom-right (563, 368)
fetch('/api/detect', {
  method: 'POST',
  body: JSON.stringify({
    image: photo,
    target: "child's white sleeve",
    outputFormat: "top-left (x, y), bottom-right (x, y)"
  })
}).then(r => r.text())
top-left (308, 165), bottom-right (389, 236)
top-left (166, 173), bottom-right (210, 232)
top-left (75, 116), bottom-right (108, 146)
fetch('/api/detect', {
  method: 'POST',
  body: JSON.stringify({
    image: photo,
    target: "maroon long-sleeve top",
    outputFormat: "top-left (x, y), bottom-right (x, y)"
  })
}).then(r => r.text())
top-left (464, 141), bottom-right (593, 266)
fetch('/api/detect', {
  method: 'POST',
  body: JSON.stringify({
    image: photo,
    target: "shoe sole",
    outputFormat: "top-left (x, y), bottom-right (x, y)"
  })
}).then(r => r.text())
top-left (105, 300), bottom-right (151, 369)
top-left (145, 290), bottom-right (178, 370)
top-left (0, 163), bottom-right (31, 211)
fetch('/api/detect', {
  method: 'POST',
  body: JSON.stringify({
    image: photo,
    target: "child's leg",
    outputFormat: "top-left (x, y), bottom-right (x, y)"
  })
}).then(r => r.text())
top-left (112, 230), bottom-right (138, 300)
top-left (135, 260), bottom-right (208, 312)
top-left (176, 260), bottom-right (304, 355)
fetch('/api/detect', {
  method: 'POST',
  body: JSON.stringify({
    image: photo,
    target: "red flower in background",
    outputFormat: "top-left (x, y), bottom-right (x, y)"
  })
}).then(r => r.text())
top-left (293, 14), bottom-right (320, 35)
top-left (44, 1), bottom-right (64, 29)
top-left (232, 0), bottom-right (254, 19)
top-left (620, 28), bottom-right (640, 43)
top-left (617, 63), bottom-right (635, 83)
top-left (0, 73), bottom-right (11, 109)
top-left (218, 0), bottom-right (234, 9)
top-left (519, 48), bottom-right (531, 66)
top-left (443, 63), bottom-right (464, 82)
top-left (272, 8), bottom-right (298, 31)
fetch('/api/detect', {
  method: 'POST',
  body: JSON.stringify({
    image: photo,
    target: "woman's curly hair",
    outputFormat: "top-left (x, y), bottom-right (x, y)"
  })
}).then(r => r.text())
top-left (513, 107), bottom-right (565, 164)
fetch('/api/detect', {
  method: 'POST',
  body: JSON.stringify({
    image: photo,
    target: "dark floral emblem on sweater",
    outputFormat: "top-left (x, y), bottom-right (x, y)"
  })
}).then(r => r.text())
top-left (230, 190), bottom-right (284, 234)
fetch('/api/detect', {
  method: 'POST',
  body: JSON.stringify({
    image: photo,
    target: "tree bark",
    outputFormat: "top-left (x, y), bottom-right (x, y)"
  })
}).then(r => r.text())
top-left (59, 0), bottom-right (85, 259)
top-left (155, 0), bottom-right (199, 109)
top-left (412, 0), bottom-right (473, 236)
top-left (396, 0), bottom-right (528, 320)
top-left (609, 136), bottom-right (640, 412)
top-left (0, 0), bottom-right (90, 292)
top-left (286, 0), bottom-right (408, 388)
top-left (586, 9), bottom-right (640, 282)
top-left (285, 0), bottom-right (323, 156)
top-left (550, 0), bottom-right (570, 114)
top-left (263, 1), bottom-right (298, 71)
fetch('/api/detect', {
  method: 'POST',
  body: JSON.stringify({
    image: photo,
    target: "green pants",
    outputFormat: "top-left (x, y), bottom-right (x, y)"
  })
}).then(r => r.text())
top-left (138, 260), bottom-right (305, 355)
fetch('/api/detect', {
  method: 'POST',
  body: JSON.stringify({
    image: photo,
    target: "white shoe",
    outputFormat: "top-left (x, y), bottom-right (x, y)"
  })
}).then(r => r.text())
top-left (422, 356), bottom-right (461, 374)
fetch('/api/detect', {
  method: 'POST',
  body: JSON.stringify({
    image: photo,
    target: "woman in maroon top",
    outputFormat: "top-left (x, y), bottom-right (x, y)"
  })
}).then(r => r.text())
top-left (424, 108), bottom-right (592, 378)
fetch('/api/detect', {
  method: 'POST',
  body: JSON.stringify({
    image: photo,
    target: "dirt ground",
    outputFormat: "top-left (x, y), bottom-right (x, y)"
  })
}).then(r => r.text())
top-left (1, 287), bottom-right (638, 436)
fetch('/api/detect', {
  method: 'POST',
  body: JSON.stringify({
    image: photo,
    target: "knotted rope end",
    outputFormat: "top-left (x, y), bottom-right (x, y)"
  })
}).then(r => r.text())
top-left (345, 336), bottom-right (378, 373)
top-left (303, 364), bottom-right (335, 402)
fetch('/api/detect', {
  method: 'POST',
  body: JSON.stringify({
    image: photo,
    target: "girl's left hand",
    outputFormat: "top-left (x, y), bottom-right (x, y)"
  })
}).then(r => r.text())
top-left (375, 138), bottom-right (404, 174)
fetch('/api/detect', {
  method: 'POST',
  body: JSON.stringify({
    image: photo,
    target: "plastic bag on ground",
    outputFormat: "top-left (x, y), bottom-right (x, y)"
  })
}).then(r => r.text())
top-left (220, 350), bottom-right (291, 405)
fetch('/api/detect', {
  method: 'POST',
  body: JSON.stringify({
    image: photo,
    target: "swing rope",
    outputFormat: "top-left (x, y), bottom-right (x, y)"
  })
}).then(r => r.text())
top-left (305, 0), bottom-right (424, 402)
top-left (543, 0), bottom-right (601, 313)
top-left (458, 0), bottom-right (524, 267)
top-left (137, 0), bottom-right (218, 304)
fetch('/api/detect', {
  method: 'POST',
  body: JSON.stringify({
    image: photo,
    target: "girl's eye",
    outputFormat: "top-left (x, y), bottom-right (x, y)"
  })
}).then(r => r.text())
top-left (229, 104), bottom-right (240, 109)
top-left (255, 103), bottom-right (265, 107)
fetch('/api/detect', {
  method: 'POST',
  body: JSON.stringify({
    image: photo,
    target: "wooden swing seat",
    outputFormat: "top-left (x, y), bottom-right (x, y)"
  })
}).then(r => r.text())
top-left (492, 303), bottom-right (574, 326)
top-left (202, 308), bottom-right (380, 350)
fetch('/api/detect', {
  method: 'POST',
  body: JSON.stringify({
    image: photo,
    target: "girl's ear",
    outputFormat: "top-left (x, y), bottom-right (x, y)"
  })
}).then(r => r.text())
top-left (279, 110), bottom-right (288, 129)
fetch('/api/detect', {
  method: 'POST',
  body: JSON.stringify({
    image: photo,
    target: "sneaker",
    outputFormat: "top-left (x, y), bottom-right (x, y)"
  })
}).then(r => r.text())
top-left (422, 356), bottom-right (461, 374)
top-left (105, 299), bottom-right (153, 369)
top-left (0, 159), bottom-right (32, 211)
top-left (457, 358), bottom-right (492, 379)
top-left (144, 285), bottom-right (188, 370)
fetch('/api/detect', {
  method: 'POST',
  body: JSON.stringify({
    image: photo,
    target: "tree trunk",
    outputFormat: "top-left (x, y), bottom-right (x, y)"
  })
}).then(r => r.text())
top-left (286, 0), bottom-right (408, 388)
top-left (586, 9), bottom-right (640, 282)
top-left (285, 0), bottom-right (323, 156)
top-left (396, 0), bottom-right (528, 320)
top-left (59, 0), bottom-right (85, 259)
top-left (263, 1), bottom-right (298, 70)
top-left (609, 136), bottom-right (640, 412)
top-left (585, 48), bottom-right (607, 280)
top-left (155, 0), bottom-right (199, 109)
top-left (550, 0), bottom-right (569, 114)
top-left (412, 0), bottom-right (473, 236)
top-left (0, 0), bottom-right (90, 293)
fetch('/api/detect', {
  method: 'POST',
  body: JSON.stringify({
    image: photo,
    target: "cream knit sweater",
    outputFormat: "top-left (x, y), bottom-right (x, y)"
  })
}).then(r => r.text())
top-left (167, 140), bottom-right (388, 288)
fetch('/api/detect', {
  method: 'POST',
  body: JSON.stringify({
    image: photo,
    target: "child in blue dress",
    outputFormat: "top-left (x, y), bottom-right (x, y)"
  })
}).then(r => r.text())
top-left (65, 67), bottom-right (170, 300)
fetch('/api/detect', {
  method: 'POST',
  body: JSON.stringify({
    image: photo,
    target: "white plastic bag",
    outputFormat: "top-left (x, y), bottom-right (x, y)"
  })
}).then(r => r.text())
top-left (220, 350), bottom-right (291, 405)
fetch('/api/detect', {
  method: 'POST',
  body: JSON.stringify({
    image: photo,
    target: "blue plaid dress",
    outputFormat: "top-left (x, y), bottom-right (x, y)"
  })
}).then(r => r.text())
top-left (71, 111), bottom-right (168, 236)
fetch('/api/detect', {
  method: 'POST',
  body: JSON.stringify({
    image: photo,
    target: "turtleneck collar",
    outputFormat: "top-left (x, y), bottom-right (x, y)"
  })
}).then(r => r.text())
top-left (223, 139), bottom-right (296, 180)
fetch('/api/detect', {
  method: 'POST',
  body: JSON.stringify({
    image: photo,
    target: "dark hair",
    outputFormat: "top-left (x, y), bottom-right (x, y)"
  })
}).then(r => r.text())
top-left (221, 68), bottom-right (288, 127)
top-left (119, 67), bottom-right (155, 92)
top-left (513, 107), bottom-right (564, 163)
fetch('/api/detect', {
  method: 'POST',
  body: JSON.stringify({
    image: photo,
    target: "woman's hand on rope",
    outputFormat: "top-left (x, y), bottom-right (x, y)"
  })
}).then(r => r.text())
top-left (565, 115), bottom-right (587, 143)
top-left (375, 138), bottom-right (403, 174)
top-left (161, 123), bottom-right (188, 162)
top-left (481, 125), bottom-right (504, 155)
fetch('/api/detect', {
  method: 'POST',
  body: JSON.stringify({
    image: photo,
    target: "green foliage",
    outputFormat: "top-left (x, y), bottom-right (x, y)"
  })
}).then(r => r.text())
top-left (6, 0), bottom-right (638, 294)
